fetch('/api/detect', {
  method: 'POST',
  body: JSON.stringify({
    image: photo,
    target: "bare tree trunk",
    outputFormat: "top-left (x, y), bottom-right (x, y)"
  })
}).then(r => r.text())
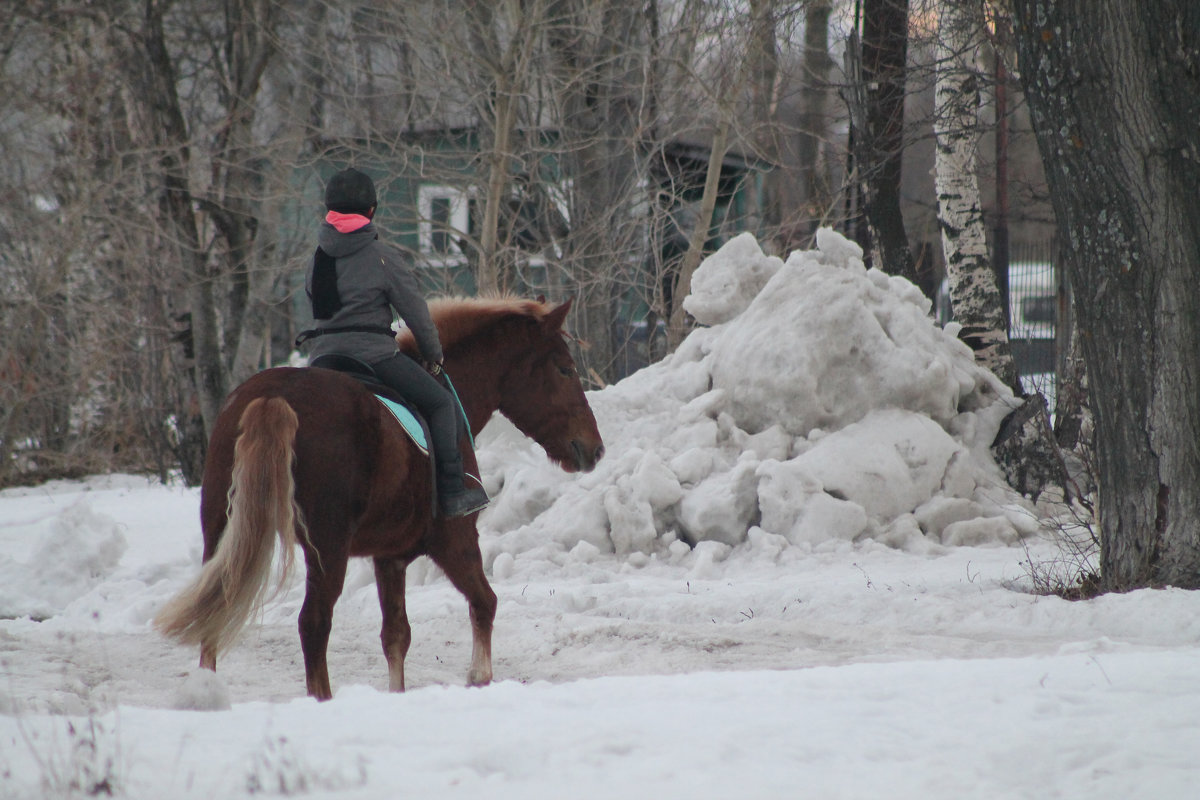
top-left (219, 0), bottom-right (279, 384)
top-left (668, 118), bottom-right (730, 348)
top-left (476, 86), bottom-right (515, 296)
top-left (103, 0), bottom-right (286, 436)
top-left (1012, 0), bottom-right (1200, 590)
top-left (466, 0), bottom-right (537, 295)
top-left (856, 0), bottom-right (918, 284)
top-left (546, 0), bottom-right (647, 385)
top-left (795, 0), bottom-right (833, 242)
top-left (933, 0), bottom-right (1020, 391)
top-left (112, 2), bottom-right (228, 438)
top-left (745, 0), bottom-right (779, 241)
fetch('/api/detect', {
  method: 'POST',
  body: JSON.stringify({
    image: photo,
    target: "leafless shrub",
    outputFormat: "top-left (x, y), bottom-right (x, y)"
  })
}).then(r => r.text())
top-left (1016, 442), bottom-right (1100, 600)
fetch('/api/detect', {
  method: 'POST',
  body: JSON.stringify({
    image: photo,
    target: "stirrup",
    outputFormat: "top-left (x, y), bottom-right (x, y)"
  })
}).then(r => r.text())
top-left (439, 486), bottom-right (490, 518)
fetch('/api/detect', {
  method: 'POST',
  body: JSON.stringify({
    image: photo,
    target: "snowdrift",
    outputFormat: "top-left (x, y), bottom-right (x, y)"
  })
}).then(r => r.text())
top-left (478, 229), bottom-right (1031, 569)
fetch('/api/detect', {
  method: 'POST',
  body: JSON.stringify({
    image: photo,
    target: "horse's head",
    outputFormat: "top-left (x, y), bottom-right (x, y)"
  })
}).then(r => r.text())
top-left (415, 296), bottom-right (605, 473)
top-left (495, 299), bottom-right (605, 473)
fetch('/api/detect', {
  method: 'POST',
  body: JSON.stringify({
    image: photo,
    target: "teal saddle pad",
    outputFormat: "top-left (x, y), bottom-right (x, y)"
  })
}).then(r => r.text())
top-left (374, 395), bottom-right (429, 454)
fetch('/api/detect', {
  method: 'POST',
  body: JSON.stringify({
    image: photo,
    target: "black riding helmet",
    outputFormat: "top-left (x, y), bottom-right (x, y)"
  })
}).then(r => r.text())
top-left (324, 168), bottom-right (377, 214)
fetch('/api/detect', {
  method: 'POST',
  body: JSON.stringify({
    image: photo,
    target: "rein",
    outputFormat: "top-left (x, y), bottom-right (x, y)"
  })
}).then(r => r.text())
top-left (442, 372), bottom-right (475, 450)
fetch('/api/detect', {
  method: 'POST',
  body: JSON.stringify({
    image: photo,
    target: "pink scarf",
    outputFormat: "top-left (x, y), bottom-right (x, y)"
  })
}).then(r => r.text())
top-left (325, 210), bottom-right (371, 233)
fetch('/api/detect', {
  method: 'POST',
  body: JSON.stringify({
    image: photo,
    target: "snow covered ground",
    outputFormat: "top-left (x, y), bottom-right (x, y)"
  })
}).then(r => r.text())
top-left (2, 230), bottom-right (1198, 799)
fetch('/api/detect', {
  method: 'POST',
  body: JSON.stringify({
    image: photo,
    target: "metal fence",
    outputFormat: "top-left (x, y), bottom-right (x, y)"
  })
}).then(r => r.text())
top-left (935, 240), bottom-right (1062, 407)
top-left (1006, 240), bottom-right (1061, 407)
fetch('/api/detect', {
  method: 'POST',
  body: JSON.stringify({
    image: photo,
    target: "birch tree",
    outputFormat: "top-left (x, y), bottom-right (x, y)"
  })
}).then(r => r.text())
top-left (932, 0), bottom-right (1019, 391)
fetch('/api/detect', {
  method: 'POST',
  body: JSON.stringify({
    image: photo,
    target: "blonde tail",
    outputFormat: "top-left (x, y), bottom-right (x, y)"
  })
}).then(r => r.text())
top-left (154, 397), bottom-right (303, 658)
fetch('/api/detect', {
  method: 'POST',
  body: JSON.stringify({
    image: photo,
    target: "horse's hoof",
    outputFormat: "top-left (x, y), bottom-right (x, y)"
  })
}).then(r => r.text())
top-left (466, 669), bottom-right (492, 687)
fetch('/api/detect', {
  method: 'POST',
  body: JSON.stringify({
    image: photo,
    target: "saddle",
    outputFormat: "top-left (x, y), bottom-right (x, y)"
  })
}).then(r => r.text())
top-left (309, 353), bottom-right (438, 512)
top-left (309, 354), bottom-right (430, 451)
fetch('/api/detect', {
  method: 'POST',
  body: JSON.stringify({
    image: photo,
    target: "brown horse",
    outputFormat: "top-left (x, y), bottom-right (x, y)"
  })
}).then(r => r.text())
top-left (155, 297), bottom-right (604, 700)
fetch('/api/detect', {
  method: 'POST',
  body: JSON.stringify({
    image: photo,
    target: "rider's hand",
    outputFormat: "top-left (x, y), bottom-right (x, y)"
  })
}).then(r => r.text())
top-left (425, 358), bottom-right (444, 377)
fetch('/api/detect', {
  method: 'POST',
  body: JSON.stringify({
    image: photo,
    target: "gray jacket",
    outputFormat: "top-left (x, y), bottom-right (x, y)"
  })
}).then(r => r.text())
top-left (304, 220), bottom-right (443, 365)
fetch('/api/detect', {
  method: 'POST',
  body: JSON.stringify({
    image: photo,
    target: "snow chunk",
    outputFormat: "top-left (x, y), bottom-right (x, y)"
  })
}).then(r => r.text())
top-left (173, 668), bottom-right (233, 711)
top-left (790, 410), bottom-right (962, 522)
top-left (678, 457), bottom-right (759, 546)
top-left (682, 232), bottom-right (784, 325)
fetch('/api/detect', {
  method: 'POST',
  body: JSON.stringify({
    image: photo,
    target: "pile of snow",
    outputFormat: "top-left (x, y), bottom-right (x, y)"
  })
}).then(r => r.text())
top-left (0, 498), bottom-right (127, 620)
top-left (478, 229), bottom-right (1028, 569)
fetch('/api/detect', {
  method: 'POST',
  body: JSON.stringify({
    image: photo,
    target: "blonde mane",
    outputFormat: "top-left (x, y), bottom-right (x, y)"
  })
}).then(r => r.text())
top-left (396, 295), bottom-right (556, 354)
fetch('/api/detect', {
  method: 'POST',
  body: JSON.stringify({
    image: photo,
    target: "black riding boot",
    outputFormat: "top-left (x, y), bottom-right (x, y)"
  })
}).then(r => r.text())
top-left (436, 452), bottom-right (489, 518)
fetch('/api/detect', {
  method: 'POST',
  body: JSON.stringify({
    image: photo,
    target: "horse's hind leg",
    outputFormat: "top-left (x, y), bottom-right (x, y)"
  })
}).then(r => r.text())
top-left (194, 516), bottom-right (222, 673)
top-left (197, 466), bottom-right (230, 675)
top-left (298, 549), bottom-right (349, 701)
top-left (199, 642), bottom-right (217, 672)
top-left (427, 527), bottom-right (497, 687)
top-left (373, 556), bottom-right (412, 692)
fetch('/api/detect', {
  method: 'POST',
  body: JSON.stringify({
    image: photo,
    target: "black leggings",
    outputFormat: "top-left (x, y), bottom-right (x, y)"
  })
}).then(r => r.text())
top-left (369, 353), bottom-right (465, 480)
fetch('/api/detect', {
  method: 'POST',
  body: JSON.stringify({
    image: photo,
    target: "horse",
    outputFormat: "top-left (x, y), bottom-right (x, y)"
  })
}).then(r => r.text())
top-left (154, 296), bottom-right (605, 700)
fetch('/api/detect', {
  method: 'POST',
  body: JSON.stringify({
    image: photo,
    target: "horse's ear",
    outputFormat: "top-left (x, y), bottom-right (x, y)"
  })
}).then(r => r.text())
top-left (542, 297), bottom-right (573, 332)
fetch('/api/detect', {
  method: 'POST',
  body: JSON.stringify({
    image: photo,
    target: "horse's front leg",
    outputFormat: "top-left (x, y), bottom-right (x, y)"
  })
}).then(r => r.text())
top-left (427, 522), bottom-right (497, 687)
top-left (373, 556), bottom-right (412, 692)
top-left (465, 597), bottom-right (495, 687)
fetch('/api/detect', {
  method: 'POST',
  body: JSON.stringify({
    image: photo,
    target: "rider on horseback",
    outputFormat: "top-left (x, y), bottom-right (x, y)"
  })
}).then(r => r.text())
top-left (301, 167), bottom-right (489, 518)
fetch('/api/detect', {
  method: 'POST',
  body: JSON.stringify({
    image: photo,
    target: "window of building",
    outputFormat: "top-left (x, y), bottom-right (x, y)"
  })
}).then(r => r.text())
top-left (418, 185), bottom-right (474, 264)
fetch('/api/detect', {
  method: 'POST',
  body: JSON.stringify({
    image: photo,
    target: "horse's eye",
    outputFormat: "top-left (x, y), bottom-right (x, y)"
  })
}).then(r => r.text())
top-left (558, 365), bottom-right (575, 378)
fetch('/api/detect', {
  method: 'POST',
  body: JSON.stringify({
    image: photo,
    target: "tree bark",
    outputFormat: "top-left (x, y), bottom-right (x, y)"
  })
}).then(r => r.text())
top-left (1012, 0), bottom-right (1200, 589)
top-left (933, 0), bottom-right (1020, 391)
top-left (991, 9), bottom-right (1012, 328)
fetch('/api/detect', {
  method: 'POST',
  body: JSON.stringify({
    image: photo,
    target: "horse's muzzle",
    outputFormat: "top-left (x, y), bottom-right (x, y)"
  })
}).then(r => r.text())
top-left (570, 439), bottom-right (605, 473)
